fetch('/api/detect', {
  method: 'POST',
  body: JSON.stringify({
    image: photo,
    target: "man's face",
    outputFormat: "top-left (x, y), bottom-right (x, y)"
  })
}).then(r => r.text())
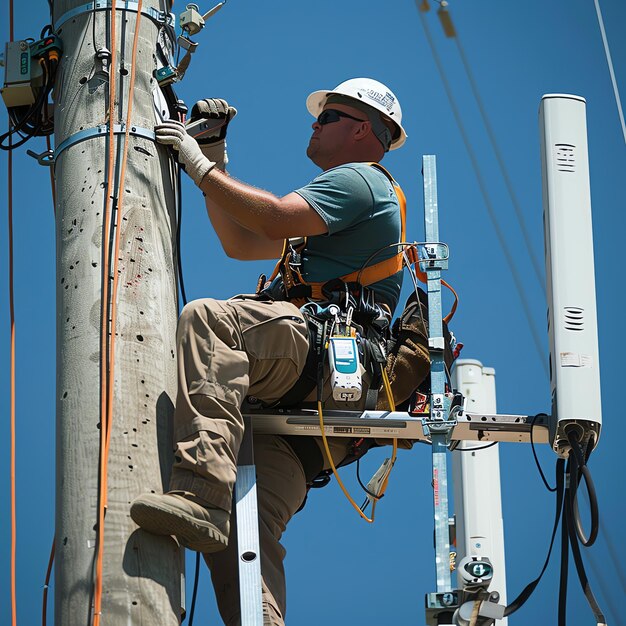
top-left (306, 102), bottom-right (369, 168)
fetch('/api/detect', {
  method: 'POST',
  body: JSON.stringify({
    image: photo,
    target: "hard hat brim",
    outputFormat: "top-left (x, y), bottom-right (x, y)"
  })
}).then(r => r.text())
top-left (306, 89), bottom-right (407, 150)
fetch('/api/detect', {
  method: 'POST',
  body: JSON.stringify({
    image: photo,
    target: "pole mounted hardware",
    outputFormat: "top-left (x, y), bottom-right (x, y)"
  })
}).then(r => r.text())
top-left (179, 1), bottom-right (228, 36)
top-left (160, 1), bottom-right (228, 84)
top-left (539, 95), bottom-right (602, 458)
top-left (54, 1), bottom-right (175, 31)
top-left (1, 35), bottom-right (62, 109)
top-left (1, 34), bottom-right (62, 149)
top-left (33, 123), bottom-right (156, 167)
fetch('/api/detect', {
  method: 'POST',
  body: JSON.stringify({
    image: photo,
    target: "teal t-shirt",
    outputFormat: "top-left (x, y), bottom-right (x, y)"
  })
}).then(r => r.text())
top-left (294, 162), bottom-right (403, 313)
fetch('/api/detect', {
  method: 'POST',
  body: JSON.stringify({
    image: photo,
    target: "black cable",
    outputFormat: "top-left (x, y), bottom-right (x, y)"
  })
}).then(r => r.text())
top-left (415, 4), bottom-right (549, 376)
top-left (176, 166), bottom-right (188, 307)
top-left (187, 551), bottom-right (201, 625)
top-left (558, 472), bottom-right (569, 626)
top-left (168, 130), bottom-right (197, 626)
top-left (563, 441), bottom-right (606, 624)
top-left (452, 441), bottom-right (497, 452)
top-left (531, 413), bottom-right (557, 492)
top-left (566, 431), bottom-right (599, 547)
top-left (447, 9), bottom-right (545, 292)
top-left (503, 458), bottom-right (565, 617)
top-left (92, 0), bottom-right (98, 50)
top-left (0, 55), bottom-right (56, 150)
top-left (0, 91), bottom-right (46, 149)
top-left (355, 458), bottom-right (380, 499)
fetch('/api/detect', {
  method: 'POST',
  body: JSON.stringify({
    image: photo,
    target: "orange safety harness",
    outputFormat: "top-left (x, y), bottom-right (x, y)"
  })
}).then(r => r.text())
top-left (262, 162), bottom-right (458, 322)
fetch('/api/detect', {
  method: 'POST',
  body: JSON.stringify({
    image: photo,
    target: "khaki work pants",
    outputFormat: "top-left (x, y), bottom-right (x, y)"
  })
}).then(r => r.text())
top-left (169, 296), bottom-right (351, 625)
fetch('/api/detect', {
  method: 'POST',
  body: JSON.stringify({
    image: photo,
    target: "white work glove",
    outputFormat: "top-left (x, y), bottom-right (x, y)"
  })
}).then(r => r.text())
top-left (155, 119), bottom-right (215, 186)
top-left (188, 98), bottom-right (237, 171)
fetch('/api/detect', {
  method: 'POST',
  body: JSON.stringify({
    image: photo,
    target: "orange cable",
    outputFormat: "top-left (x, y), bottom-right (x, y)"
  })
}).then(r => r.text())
top-left (8, 1), bottom-right (17, 623)
top-left (93, 0), bottom-right (118, 622)
top-left (9, 130), bottom-right (17, 626)
top-left (93, 2), bottom-right (143, 622)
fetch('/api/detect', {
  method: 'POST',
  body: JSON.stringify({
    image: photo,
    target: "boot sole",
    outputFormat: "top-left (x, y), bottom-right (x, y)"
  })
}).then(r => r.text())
top-left (130, 500), bottom-right (228, 553)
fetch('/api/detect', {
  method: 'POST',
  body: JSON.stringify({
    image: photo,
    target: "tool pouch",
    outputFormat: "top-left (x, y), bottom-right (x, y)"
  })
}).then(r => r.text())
top-left (378, 288), bottom-right (456, 411)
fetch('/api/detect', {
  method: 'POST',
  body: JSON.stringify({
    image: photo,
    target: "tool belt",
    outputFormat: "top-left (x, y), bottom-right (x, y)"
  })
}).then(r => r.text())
top-left (272, 287), bottom-right (390, 410)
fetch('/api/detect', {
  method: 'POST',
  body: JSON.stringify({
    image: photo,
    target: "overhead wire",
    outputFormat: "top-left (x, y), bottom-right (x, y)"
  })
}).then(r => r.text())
top-left (444, 7), bottom-right (545, 292)
top-left (593, 0), bottom-right (626, 144)
top-left (416, 4), bottom-right (549, 376)
top-left (530, 413), bottom-right (557, 492)
top-left (581, 539), bottom-right (621, 626)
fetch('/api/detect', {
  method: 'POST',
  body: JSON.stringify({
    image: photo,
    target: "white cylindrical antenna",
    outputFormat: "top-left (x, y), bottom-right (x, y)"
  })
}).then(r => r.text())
top-left (452, 359), bottom-right (508, 619)
top-left (539, 94), bottom-right (602, 457)
top-left (203, 1), bottom-right (227, 21)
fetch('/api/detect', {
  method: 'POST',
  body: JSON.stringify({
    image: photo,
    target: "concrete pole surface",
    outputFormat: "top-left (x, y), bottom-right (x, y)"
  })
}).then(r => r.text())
top-left (53, 1), bottom-right (182, 623)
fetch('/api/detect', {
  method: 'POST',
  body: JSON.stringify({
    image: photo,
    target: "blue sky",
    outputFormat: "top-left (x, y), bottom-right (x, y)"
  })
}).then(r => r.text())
top-left (1, 1), bottom-right (625, 624)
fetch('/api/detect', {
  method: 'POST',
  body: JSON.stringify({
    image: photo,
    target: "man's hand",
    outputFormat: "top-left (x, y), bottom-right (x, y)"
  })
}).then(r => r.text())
top-left (188, 98), bottom-right (237, 170)
top-left (155, 120), bottom-right (215, 186)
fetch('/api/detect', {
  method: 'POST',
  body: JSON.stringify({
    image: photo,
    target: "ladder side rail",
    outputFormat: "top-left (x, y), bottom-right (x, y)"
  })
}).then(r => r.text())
top-left (235, 415), bottom-right (263, 625)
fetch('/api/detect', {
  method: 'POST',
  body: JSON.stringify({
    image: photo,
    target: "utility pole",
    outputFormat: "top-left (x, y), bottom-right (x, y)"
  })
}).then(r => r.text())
top-left (53, 1), bottom-right (182, 623)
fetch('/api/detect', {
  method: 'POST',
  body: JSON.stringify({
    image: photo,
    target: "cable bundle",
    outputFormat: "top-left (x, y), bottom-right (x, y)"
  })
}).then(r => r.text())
top-left (0, 26), bottom-right (59, 151)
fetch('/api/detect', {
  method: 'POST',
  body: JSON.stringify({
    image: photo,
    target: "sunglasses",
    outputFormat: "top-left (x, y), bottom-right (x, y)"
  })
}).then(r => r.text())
top-left (317, 109), bottom-right (367, 125)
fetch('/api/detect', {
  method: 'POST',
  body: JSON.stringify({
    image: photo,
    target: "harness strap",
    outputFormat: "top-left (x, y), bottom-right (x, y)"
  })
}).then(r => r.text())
top-left (264, 163), bottom-right (459, 321)
top-left (305, 163), bottom-right (409, 298)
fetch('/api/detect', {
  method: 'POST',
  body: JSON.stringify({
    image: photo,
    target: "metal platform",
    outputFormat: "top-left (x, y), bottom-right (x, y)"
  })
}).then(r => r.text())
top-left (247, 409), bottom-right (550, 445)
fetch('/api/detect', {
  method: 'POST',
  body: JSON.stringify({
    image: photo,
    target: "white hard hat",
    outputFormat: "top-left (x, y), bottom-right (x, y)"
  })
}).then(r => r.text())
top-left (306, 78), bottom-right (407, 150)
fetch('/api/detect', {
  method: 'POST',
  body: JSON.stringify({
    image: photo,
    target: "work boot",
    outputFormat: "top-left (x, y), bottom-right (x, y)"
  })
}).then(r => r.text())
top-left (130, 491), bottom-right (230, 553)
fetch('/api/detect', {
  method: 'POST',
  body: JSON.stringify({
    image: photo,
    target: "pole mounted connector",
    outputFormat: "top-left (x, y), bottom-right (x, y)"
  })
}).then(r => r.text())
top-left (166, 1), bottom-right (227, 83)
top-left (179, 1), bottom-right (227, 36)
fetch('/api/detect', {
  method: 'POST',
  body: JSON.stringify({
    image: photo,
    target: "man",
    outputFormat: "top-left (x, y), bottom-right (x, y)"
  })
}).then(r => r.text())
top-left (131, 78), bottom-right (408, 625)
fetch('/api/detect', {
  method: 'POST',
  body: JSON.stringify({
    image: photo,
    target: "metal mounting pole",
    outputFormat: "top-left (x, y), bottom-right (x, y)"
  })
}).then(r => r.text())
top-left (422, 155), bottom-right (454, 596)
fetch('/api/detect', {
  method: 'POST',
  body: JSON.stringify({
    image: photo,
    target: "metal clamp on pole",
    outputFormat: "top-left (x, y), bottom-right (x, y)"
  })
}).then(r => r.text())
top-left (47, 123), bottom-right (156, 166)
top-left (54, 1), bottom-right (176, 32)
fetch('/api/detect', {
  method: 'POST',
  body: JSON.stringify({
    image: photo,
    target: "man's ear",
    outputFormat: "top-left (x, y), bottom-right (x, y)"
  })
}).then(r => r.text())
top-left (353, 120), bottom-right (372, 142)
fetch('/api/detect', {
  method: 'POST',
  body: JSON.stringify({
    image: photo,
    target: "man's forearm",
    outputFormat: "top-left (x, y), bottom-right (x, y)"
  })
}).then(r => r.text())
top-left (199, 168), bottom-right (283, 237)
top-left (204, 196), bottom-right (283, 260)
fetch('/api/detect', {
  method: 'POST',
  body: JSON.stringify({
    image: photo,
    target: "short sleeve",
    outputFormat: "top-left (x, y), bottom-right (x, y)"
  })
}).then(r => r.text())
top-left (294, 166), bottom-right (374, 235)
